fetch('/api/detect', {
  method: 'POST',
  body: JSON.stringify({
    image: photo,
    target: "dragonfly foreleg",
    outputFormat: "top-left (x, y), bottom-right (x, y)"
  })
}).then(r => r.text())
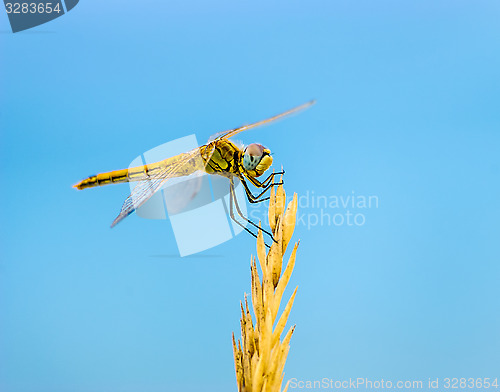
top-left (248, 170), bottom-right (285, 189)
top-left (229, 178), bottom-right (276, 246)
top-left (239, 175), bottom-right (282, 204)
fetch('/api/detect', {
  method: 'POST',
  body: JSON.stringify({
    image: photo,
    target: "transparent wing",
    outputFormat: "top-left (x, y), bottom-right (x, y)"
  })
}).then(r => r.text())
top-left (110, 145), bottom-right (215, 227)
top-left (111, 176), bottom-right (168, 227)
top-left (209, 100), bottom-right (315, 141)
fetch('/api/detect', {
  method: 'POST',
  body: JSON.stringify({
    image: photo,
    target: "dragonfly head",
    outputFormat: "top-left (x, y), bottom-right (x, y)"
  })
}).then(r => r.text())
top-left (242, 143), bottom-right (273, 177)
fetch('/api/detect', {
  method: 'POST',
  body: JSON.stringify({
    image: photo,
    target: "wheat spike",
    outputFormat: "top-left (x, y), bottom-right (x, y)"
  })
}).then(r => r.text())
top-left (233, 184), bottom-right (299, 392)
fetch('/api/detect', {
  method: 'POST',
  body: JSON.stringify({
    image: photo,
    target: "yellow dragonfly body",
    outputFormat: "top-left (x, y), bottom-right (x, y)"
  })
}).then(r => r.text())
top-left (74, 101), bottom-right (315, 235)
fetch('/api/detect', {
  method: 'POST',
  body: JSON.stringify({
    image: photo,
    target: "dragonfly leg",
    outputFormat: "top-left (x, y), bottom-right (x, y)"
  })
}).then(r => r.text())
top-left (257, 170), bottom-right (285, 188)
top-left (239, 175), bottom-right (282, 204)
top-left (248, 170), bottom-right (284, 189)
top-left (229, 178), bottom-right (276, 246)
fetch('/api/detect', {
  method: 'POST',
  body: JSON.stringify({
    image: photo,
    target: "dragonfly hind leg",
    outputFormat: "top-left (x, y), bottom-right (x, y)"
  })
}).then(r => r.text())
top-left (229, 178), bottom-right (276, 247)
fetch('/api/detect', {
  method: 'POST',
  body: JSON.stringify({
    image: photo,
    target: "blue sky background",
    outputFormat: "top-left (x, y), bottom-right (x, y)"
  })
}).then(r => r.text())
top-left (1, 1), bottom-right (499, 391)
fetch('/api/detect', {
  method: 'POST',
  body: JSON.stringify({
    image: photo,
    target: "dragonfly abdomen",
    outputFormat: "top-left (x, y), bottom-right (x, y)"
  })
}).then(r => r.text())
top-left (73, 154), bottom-right (199, 190)
top-left (73, 167), bottom-right (148, 190)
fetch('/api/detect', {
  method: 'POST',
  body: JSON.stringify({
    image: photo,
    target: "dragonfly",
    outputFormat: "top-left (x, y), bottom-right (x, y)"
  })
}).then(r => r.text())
top-left (74, 100), bottom-right (315, 241)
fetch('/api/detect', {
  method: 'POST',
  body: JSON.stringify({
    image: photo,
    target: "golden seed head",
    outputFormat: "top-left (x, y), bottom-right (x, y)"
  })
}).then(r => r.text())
top-left (233, 185), bottom-right (299, 392)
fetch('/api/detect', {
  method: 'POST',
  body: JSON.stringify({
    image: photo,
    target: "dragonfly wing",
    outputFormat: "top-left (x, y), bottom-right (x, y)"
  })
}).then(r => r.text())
top-left (209, 100), bottom-right (315, 141)
top-left (161, 143), bottom-right (218, 215)
top-left (110, 148), bottom-right (207, 227)
top-left (111, 176), bottom-right (166, 227)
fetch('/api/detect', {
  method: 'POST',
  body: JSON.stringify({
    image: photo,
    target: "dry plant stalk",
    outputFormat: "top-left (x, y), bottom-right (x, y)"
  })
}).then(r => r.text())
top-left (232, 182), bottom-right (299, 392)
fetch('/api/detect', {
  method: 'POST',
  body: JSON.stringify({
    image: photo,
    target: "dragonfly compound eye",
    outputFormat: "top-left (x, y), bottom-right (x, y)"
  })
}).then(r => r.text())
top-left (243, 143), bottom-right (265, 171)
